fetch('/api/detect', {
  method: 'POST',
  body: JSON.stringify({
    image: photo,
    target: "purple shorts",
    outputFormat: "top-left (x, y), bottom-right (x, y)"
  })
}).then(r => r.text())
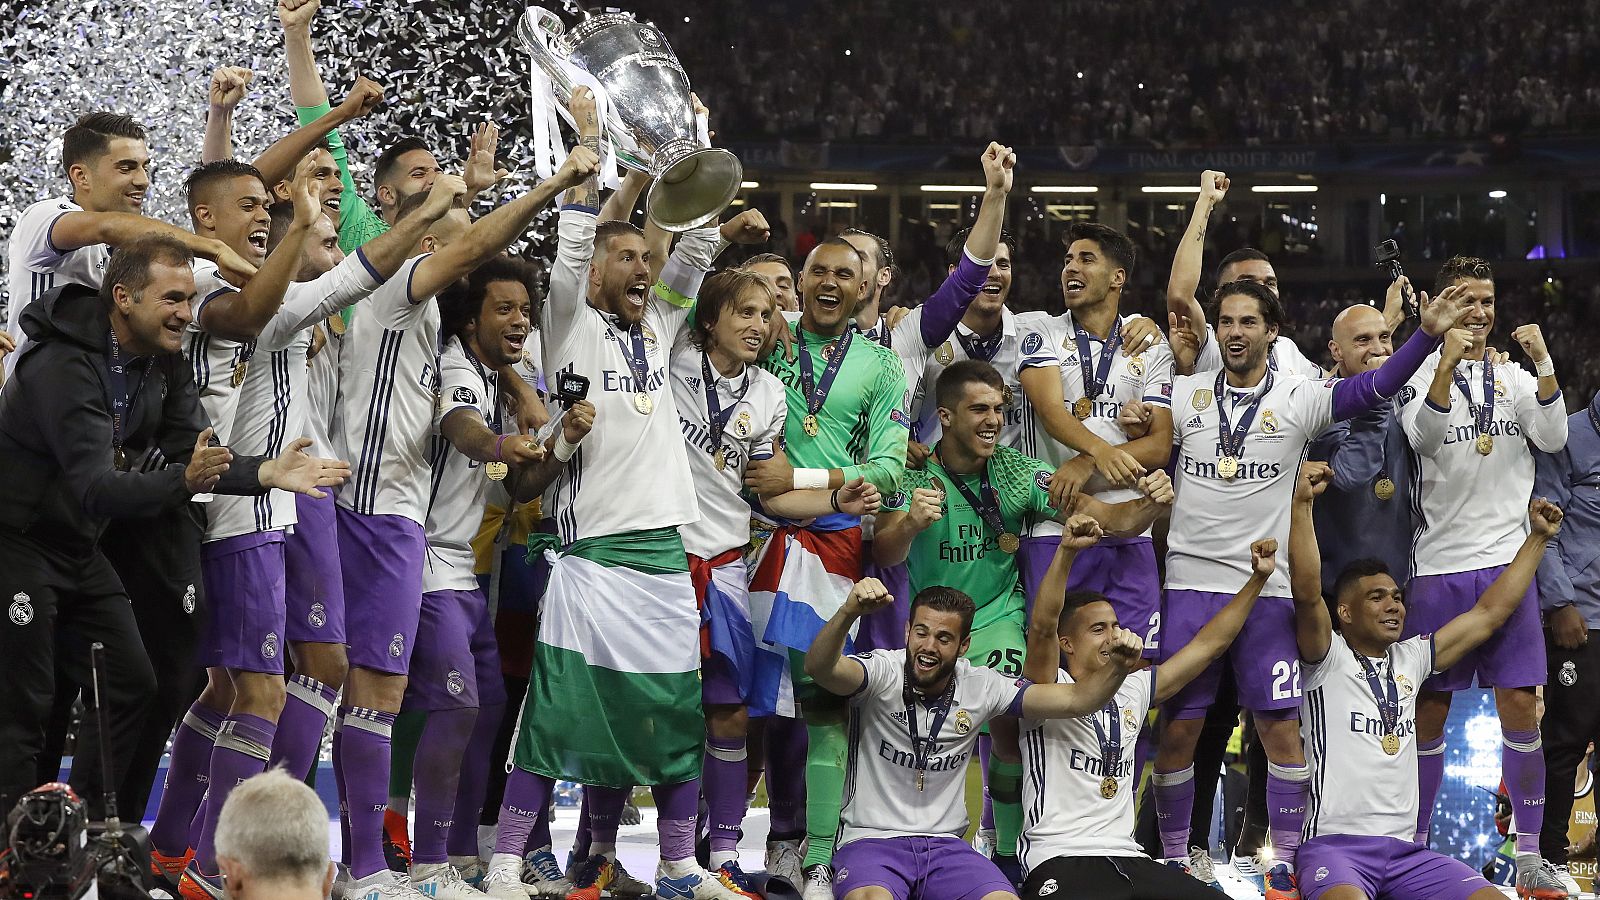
top-left (1405, 566), bottom-right (1545, 691)
top-left (1160, 589), bottom-right (1302, 719)
top-left (832, 835), bottom-right (1013, 900)
top-left (1021, 536), bottom-right (1162, 659)
top-left (1299, 833), bottom-right (1491, 900)
top-left (405, 588), bottom-right (506, 711)
top-left (200, 532), bottom-right (287, 675)
top-left (285, 491), bottom-right (345, 644)
top-left (855, 550), bottom-right (911, 653)
top-left (337, 508), bottom-right (426, 675)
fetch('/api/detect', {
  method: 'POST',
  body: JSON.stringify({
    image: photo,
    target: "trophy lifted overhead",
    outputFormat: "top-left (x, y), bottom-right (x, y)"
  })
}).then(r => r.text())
top-left (519, 5), bottom-right (744, 232)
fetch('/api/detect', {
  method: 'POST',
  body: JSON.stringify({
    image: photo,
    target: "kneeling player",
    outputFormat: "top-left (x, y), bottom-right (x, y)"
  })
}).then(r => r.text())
top-left (1017, 517), bottom-right (1277, 900)
top-left (803, 578), bottom-right (1144, 900)
top-left (1288, 462), bottom-right (1563, 900)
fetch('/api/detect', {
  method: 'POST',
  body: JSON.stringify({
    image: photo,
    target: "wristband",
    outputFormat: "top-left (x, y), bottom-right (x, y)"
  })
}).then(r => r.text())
top-left (553, 431), bottom-right (579, 463)
top-left (830, 489), bottom-right (842, 513)
top-left (1535, 356), bottom-right (1555, 377)
top-left (793, 468), bottom-right (829, 491)
top-left (493, 434), bottom-right (509, 461)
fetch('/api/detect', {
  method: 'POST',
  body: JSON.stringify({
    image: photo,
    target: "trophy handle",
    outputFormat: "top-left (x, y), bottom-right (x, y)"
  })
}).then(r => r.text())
top-left (518, 7), bottom-right (575, 103)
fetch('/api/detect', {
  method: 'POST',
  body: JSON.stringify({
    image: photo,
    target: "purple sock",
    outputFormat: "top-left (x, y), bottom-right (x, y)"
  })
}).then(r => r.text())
top-left (1503, 729), bottom-right (1546, 855)
top-left (1415, 735), bottom-right (1446, 844)
top-left (411, 708), bottom-right (477, 865)
top-left (333, 724), bottom-right (351, 865)
top-left (704, 737), bottom-right (749, 854)
top-left (763, 716), bottom-right (807, 838)
top-left (654, 779), bottom-right (701, 862)
top-left (1153, 766), bottom-right (1195, 859)
top-left (336, 707), bottom-right (397, 879)
top-left (494, 767), bottom-right (556, 856)
top-left (449, 702), bottom-right (504, 858)
top-left (149, 705), bottom-right (223, 855)
top-left (270, 675), bottom-right (337, 780)
top-left (1265, 761), bottom-right (1309, 865)
top-left (585, 785), bottom-right (628, 848)
top-left (978, 735), bottom-right (995, 831)
top-left (193, 714), bottom-right (277, 874)
top-left (573, 794), bottom-right (592, 860)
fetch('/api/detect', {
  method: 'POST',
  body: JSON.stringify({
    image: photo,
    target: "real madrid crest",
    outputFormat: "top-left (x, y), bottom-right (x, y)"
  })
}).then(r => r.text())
top-left (1560, 661), bottom-right (1579, 687)
top-left (1127, 356), bottom-right (1144, 377)
top-left (1191, 389), bottom-right (1213, 411)
top-left (1123, 708), bottom-right (1138, 731)
top-left (954, 709), bottom-right (972, 735)
top-left (1396, 674), bottom-right (1414, 698)
top-left (1261, 410), bottom-right (1279, 434)
top-left (734, 410), bottom-right (752, 438)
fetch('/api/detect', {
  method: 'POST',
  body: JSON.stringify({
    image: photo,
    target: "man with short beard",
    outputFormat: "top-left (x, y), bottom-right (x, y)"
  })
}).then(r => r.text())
top-left (802, 578), bottom-right (1145, 900)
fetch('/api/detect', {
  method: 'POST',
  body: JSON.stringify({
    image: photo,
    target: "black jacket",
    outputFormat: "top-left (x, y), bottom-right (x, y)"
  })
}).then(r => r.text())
top-left (0, 284), bottom-right (266, 551)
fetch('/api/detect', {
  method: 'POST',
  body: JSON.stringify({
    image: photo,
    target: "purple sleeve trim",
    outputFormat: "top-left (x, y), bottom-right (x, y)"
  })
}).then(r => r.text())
top-left (1424, 398), bottom-right (1449, 414)
top-left (1331, 327), bottom-right (1438, 421)
top-left (354, 247), bottom-right (382, 283)
top-left (44, 211), bottom-right (74, 256)
top-left (918, 251), bottom-right (992, 347)
top-left (1539, 390), bottom-right (1563, 407)
top-left (1005, 680), bottom-right (1033, 718)
top-left (405, 253), bottom-right (434, 305)
top-left (560, 203), bottom-right (600, 215)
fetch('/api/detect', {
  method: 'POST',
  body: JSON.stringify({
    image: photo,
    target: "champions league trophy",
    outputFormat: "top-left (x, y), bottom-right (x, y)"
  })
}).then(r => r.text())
top-left (518, 6), bottom-right (743, 232)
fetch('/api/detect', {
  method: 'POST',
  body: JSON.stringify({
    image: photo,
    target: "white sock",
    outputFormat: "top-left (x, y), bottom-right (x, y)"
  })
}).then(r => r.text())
top-left (592, 842), bottom-right (617, 862)
top-left (709, 850), bottom-right (738, 870)
top-left (660, 857), bottom-right (699, 876)
top-left (488, 852), bottom-right (521, 874)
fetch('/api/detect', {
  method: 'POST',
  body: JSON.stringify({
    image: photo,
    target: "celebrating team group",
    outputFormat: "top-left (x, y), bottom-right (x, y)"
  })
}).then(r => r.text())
top-left (0, 5), bottom-right (1588, 900)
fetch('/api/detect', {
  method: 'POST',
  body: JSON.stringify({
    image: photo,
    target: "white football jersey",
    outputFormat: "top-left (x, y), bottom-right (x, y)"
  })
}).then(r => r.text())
top-left (1166, 371), bottom-right (1337, 597)
top-left (336, 254), bottom-right (443, 525)
top-left (839, 649), bottom-right (1023, 847)
top-left (1019, 667), bottom-right (1154, 868)
top-left (423, 337), bottom-right (508, 593)
top-left (306, 320), bottom-right (343, 460)
top-left (5, 197), bottom-right (112, 375)
top-left (1196, 325), bottom-right (1323, 379)
top-left (912, 308), bottom-right (1049, 451)
top-left (203, 252), bottom-right (381, 542)
top-left (670, 342), bottom-right (785, 559)
top-left (1399, 353), bottom-right (1569, 575)
top-left (540, 209), bottom-right (702, 543)
top-left (1016, 312), bottom-right (1175, 537)
top-left (184, 260), bottom-right (252, 445)
top-left (1301, 632), bottom-right (1435, 842)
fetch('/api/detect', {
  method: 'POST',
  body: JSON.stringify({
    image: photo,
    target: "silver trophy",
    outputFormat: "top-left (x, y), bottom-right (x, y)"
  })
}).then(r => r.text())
top-left (519, 6), bottom-right (743, 232)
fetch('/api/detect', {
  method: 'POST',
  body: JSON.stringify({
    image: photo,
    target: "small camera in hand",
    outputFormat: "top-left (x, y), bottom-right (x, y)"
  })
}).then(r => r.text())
top-left (553, 372), bottom-right (590, 407)
top-left (1374, 239), bottom-right (1418, 319)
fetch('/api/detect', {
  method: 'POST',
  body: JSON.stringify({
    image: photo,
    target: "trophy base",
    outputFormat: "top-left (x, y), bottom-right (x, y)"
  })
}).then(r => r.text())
top-left (647, 144), bottom-right (743, 232)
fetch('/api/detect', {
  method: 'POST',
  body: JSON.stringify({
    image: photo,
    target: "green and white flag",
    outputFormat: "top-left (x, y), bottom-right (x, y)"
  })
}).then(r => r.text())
top-left (513, 527), bottom-right (702, 787)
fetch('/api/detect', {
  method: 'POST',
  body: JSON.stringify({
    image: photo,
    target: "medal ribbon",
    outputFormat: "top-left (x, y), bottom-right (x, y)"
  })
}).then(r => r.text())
top-left (106, 329), bottom-right (148, 458)
top-left (937, 448), bottom-right (1008, 548)
top-left (1073, 317), bottom-right (1123, 404)
top-left (609, 322), bottom-right (653, 397)
top-left (1213, 369), bottom-right (1274, 462)
top-left (1353, 648), bottom-right (1400, 740)
top-left (462, 346), bottom-right (503, 433)
top-left (702, 351), bottom-right (751, 454)
top-left (955, 326), bottom-right (1003, 363)
top-left (903, 670), bottom-right (959, 785)
top-left (798, 327), bottom-right (854, 418)
top-left (1451, 359), bottom-right (1495, 442)
top-left (1089, 699), bottom-right (1123, 782)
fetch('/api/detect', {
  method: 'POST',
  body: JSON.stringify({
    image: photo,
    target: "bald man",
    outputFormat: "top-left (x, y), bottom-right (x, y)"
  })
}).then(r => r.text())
top-left (1306, 305), bottom-right (1414, 595)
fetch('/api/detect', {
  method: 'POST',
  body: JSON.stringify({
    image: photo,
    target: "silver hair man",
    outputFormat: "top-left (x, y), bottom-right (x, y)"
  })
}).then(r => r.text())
top-left (214, 768), bottom-right (333, 900)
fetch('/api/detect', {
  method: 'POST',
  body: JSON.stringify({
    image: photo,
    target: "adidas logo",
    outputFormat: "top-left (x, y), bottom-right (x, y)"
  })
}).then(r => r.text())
top-left (1185, 415), bottom-right (1204, 430)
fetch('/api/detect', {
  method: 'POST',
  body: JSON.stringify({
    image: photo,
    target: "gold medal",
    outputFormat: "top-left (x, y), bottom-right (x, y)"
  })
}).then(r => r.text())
top-left (1381, 732), bottom-right (1400, 756)
top-left (712, 448), bottom-right (726, 471)
top-left (916, 771), bottom-right (925, 792)
top-left (998, 532), bottom-right (1020, 554)
top-left (634, 392), bottom-right (654, 415)
top-left (1073, 397), bottom-right (1093, 419)
top-left (802, 414), bottom-right (820, 437)
top-left (1374, 477), bottom-right (1395, 501)
top-left (484, 461), bottom-right (508, 481)
top-left (231, 361), bottom-right (248, 388)
top-left (1217, 456), bottom-right (1240, 480)
top-left (1100, 776), bottom-right (1118, 799)
top-left (114, 446), bottom-right (128, 471)
top-left (1476, 433), bottom-right (1493, 455)
top-left (1003, 385), bottom-right (1015, 407)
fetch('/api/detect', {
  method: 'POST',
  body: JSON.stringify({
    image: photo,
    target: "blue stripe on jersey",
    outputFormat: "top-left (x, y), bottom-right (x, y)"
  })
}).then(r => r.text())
top-left (253, 350), bottom-right (293, 532)
top-left (1405, 445), bottom-right (1427, 579)
top-left (1304, 686), bottom-right (1326, 840)
top-left (188, 331), bottom-right (210, 391)
top-left (424, 433), bottom-right (452, 520)
top-left (1019, 725), bottom-right (1047, 867)
top-left (836, 706), bottom-right (863, 849)
top-left (560, 446), bottom-right (583, 544)
top-left (354, 330), bottom-right (404, 513)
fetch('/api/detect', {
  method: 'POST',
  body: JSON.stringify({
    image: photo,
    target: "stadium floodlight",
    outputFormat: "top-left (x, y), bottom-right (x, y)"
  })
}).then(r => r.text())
top-left (819, 201), bottom-right (859, 208)
top-left (740, 181), bottom-right (760, 189)
top-left (1251, 185), bottom-right (1319, 193)
top-left (810, 182), bottom-right (877, 191)
top-left (1488, 189), bottom-right (1508, 199)
top-left (919, 184), bottom-right (987, 193)
top-left (1140, 185), bottom-right (1201, 193)
top-left (1030, 186), bottom-right (1099, 194)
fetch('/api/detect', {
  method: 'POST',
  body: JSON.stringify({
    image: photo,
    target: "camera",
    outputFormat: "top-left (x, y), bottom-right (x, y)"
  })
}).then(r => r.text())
top-left (553, 372), bottom-right (590, 406)
top-left (1373, 239), bottom-right (1417, 319)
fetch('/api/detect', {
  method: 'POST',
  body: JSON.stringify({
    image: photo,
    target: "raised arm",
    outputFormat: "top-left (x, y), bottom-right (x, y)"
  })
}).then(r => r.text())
top-left (869, 484), bottom-right (943, 568)
top-left (601, 169), bottom-right (650, 225)
top-left (252, 77), bottom-right (384, 190)
top-left (1155, 539), bottom-right (1276, 704)
top-left (203, 66), bottom-right (253, 164)
top-left (1403, 325), bottom-right (1473, 458)
top-left (1289, 460), bottom-right (1335, 662)
top-left (803, 579), bottom-right (890, 696)
top-left (1326, 285), bottom-right (1464, 425)
top-left (1166, 170), bottom-right (1228, 373)
top-left (46, 213), bottom-right (256, 288)
top-left (916, 143), bottom-right (1014, 347)
top-left (1023, 514), bottom-right (1102, 685)
top-left (279, 0), bottom-right (329, 108)
top-left (410, 147), bottom-right (598, 302)
top-left (353, 175), bottom-right (465, 279)
top-left (1433, 500), bottom-right (1564, 671)
top-left (1510, 324), bottom-right (1569, 453)
top-left (1020, 628), bottom-right (1141, 719)
top-left (196, 158), bottom-right (321, 341)
top-left (511, 400), bottom-right (594, 503)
